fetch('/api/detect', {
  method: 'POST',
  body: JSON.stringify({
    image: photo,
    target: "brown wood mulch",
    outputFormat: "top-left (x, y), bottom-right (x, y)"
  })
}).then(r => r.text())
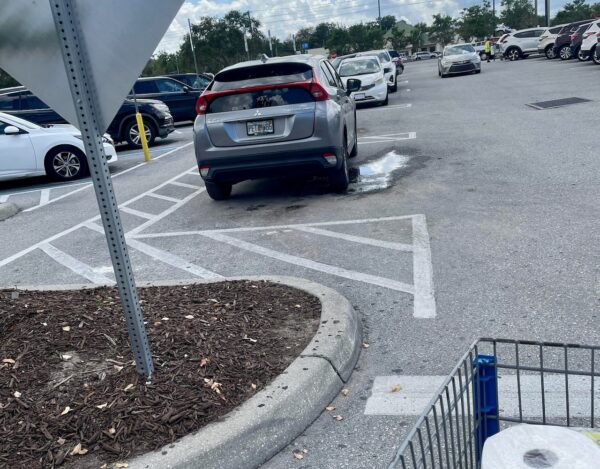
top-left (0, 280), bottom-right (320, 469)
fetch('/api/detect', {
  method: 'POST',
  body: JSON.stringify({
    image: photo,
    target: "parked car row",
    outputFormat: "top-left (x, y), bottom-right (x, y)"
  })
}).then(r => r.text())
top-left (498, 19), bottom-right (600, 64)
top-left (0, 73), bottom-right (213, 149)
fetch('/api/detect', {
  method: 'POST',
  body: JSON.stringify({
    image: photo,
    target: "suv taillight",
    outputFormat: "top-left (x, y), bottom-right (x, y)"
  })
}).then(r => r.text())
top-left (309, 82), bottom-right (329, 101)
top-left (584, 31), bottom-right (594, 38)
top-left (539, 35), bottom-right (547, 41)
top-left (570, 33), bottom-right (578, 40)
top-left (597, 32), bottom-right (600, 37)
top-left (196, 96), bottom-right (209, 115)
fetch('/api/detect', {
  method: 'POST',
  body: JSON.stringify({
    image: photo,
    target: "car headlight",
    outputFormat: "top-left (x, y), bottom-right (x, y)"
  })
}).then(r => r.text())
top-left (441, 59), bottom-right (451, 66)
top-left (472, 56), bottom-right (481, 63)
top-left (153, 103), bottom-right (171, 114)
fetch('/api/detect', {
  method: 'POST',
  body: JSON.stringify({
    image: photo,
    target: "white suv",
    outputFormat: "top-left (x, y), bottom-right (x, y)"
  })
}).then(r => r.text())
top-left (499, 27), bottom-right (547, 60)
top-left (356, 50), bottom-right (397, 92)
top-left (537, 24), bottom-right (567, 59)
top-left (579, 20), bottom-right (600, 61)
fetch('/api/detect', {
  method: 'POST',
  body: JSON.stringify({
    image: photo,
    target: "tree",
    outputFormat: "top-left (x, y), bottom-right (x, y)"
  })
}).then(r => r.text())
top-left (388, 26), bottom-right (410, 50)
top-left (380, 15), bottom-right (397, 32)
top-left (347, 23), bottom-right (384, 51)
top-left (409, 22), bottom-right (428, 50)
top-left (429, 14), bottom-right (456, 46)
top-left (312, 23), bottom-right (333, 48)
top-left (552, 0), bottom-right (595, 24)
top-left (325, 25), bottom-right (352, 55)
top-left (500, 0), bottom-right (536, 30)
top-left (0, 69), bottom-right (18, 88)
top-left (455, 1), bottom-right (496, 41)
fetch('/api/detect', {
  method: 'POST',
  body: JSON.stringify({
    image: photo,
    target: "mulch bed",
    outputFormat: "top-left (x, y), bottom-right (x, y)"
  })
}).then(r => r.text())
top-left (0, 281), bottom-right (320, 469)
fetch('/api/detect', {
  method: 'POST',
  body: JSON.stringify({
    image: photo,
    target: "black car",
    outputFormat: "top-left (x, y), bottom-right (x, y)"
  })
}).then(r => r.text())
top-left (570, 23), bottom-right (593, 60)
top-left (553, 19), bottom-right (594, 60)
top-left (131, 77), bottom-right (202, 122)
top-left (0, 87), bottom-right (175, 147)
top-left (166, 73), bottom-right (212, 90)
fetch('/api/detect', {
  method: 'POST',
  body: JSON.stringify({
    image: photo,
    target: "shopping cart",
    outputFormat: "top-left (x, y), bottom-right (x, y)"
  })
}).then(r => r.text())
top-left (389, 338), bottom-right (600, 468)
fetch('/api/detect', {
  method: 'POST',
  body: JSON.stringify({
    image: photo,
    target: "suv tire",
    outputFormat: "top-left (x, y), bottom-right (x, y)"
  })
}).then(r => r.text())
top-left (577, 49), bottom-right (589, 61)
top-left (329, 137), bottom-right (349, 193)
top-left (559, 45), bottom-right (571, 60)
top-left (45, 146), bottom-right (89, 181)
top-left (124, 118), bottom-right (156, 148)
top-left (591, 45), bottom-right (600, 64)
top-left (506, 48), bottom-right (521, 61)
top-left (349, 120), bottom-right (358, 158)
top-left (205, 181), bottom-right (232, 200)
top-left (545, 46), bottom-right (555, 59)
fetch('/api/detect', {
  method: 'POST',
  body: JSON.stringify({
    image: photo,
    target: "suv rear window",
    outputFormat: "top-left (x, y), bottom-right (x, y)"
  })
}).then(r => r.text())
top-left (209, 87), bottom-right (313, 113)
top-left (549, 26), bottom-right (562, 34)
top-left (211, 63), bottom-right (313, 92)
top-left (0, 94), bottom-right (18, 111)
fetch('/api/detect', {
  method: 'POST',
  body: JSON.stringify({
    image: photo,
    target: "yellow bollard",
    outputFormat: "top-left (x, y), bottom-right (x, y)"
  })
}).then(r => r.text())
top-left (135, 112), bottom-right (151, 162)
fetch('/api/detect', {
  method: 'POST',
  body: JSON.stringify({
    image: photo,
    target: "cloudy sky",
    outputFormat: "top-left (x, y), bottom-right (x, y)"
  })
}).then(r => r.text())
top-left (156, 0), bottom-right (570, 53)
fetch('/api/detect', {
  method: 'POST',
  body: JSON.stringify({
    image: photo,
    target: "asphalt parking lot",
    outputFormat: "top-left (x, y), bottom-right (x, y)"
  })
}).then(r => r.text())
top-left (1, 57), bottom-right (600, 468)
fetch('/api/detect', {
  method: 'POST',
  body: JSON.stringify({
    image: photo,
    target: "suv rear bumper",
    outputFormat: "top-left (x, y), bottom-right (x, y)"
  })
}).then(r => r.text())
top-left (198, 146), bottom-right (343, 183)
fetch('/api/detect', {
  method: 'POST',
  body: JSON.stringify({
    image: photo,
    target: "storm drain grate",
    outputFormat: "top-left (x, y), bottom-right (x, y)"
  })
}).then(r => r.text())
top-left (527, 97), bottom-right (591, 110)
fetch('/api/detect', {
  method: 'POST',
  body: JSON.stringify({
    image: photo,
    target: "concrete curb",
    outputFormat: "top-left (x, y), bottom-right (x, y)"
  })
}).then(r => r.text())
top-left (11, 276), bottom-right (361, 469)
top-left (0, 202), bottom-right (19, 221)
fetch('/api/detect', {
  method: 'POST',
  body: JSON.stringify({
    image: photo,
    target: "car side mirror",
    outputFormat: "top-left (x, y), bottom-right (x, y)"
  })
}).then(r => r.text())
top-left (346, 79), bottom-right (361, 94)
top-left (4, 126), bottom-right (21, 135)
top-left (183, 85), bottom-right (191, 93)
top-left (384, 67), bottom-right (392, 73)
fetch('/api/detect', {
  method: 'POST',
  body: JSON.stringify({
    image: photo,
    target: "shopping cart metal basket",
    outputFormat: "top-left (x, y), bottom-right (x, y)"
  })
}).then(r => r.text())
top-left (389, 338), bottom-right (600, 468)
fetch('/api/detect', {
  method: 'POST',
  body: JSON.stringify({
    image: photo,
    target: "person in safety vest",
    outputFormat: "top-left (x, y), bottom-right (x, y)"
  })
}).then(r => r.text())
top-left (484, 38), bottom-right (491, 63)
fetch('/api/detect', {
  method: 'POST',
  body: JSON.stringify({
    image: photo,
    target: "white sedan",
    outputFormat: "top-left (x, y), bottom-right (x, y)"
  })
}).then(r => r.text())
top-left (0, 112), bottom-right (117, 182)
top-left (338, 56), bottom-right (388, 106)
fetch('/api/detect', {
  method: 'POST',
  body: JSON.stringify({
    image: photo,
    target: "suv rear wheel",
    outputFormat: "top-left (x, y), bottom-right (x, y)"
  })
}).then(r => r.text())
top-left (592, 46), bottom-right (600, 65)
top-left (577, 49), bottom-right (588, 61)
top-left (205, 181), bottom-right (232, 200)
top-left (545, 46), bottom-right (555, 59)
top-left (506, 48), bottom-right (521, 61)
top-left (124, 118), bottom-right (156, 148)
top-left (329, 136), bottom-right (350, 193)
top-left (559, 45), bottom-right (571, 60)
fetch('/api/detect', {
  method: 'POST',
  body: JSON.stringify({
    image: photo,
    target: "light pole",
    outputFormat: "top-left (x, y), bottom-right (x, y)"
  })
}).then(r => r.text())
top-left (378, 0), bottom-right (382, 28)
top-left (188, 18), bottom-right (200, 76)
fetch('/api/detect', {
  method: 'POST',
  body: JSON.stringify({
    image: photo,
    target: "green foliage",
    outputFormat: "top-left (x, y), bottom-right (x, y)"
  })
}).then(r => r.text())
top-left (501, 0), bottom-right (536, 30)
top-left (429, 14), bottom-right (456, 46)
top-left (388, 26), bottom-right (410, 50)
top-left (553, 0), bottom-right (600, 24)
top-left (380, 15), bottom-right (397, 32)
top-left (409, 22), bottom-right (429, 49)
top-left (455, 1), bottom-right (497, 41)
top-left (0, 69), bottom-right (18, 88)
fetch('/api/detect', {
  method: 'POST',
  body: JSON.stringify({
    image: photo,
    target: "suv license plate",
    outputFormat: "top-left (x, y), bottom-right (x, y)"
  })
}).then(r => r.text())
top-left (247, 119), bottom-right (274, 136)
top-left (354, 93), bottom-right (366, 100)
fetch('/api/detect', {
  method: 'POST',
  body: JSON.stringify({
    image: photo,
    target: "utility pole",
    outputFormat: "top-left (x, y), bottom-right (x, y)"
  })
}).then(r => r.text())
top-left (188, 18), bottom-right (200, 76)
top-left (492, 0), bottom-right (496, 36)
top-left (377, 0), bottom-right (382, 29)
top-left (245, 11), bottom-right (252, 60)
top-left (545, 0), bottom-right (550, 26)
top-left (268, 29), bottom-right (273, 56)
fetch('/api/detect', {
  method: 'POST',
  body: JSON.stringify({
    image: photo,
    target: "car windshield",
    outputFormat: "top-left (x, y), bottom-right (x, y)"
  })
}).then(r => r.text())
top-left (339, 59), bottom-right (380, 77)
top-left (444, 45), bottom-right (475, 56)
top-left (0, 113), bottom-right (40, 130)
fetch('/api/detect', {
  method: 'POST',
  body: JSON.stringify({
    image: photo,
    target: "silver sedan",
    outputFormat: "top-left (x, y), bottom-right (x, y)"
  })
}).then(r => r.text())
top-left (438, 44), bottom-right (482, 78)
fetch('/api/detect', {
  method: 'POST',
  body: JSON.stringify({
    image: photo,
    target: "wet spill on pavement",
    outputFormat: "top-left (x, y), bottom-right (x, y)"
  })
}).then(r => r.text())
top-left (349, 151), bottom-right (410, 193)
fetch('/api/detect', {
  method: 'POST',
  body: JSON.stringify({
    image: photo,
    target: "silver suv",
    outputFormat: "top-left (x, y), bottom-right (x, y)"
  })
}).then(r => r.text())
top-left (193, 55), bottom-right (360, 200)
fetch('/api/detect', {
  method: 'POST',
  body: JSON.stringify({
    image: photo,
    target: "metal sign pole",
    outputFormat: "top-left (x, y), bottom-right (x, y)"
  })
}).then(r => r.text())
top-left (49, 0), bottom-right (154, 379)
top-left (188, 18), bottom-right (200, 76)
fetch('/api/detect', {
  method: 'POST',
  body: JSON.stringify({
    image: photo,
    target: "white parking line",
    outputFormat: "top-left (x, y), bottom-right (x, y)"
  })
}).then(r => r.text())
top-left (21, 141), bottom-right (193, 213)
top-left (169, 180), bottom-right (201, 190)
top-left (200, 231), bottom-right (415, 294)
top-left (146, 192), bottom-right (182, 203)
top-left (294, 225), bottom-right (414, 252)
top-left (364, 375), bottom-right (599, 417)
top-left (39, 189), bottom-right (50, 205)
top-left (39, 243), bottom-right (114, 284)
top-left (119, 206), bottom-right (154, 220)
top-left (0, 165), bottom-right (197, 270)
top-left (360, 103), bottom-right (412, 111)
top-left (412, 214), bottom-right (436, 319)
top-left (85, 223), bottom-right (222, 280)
